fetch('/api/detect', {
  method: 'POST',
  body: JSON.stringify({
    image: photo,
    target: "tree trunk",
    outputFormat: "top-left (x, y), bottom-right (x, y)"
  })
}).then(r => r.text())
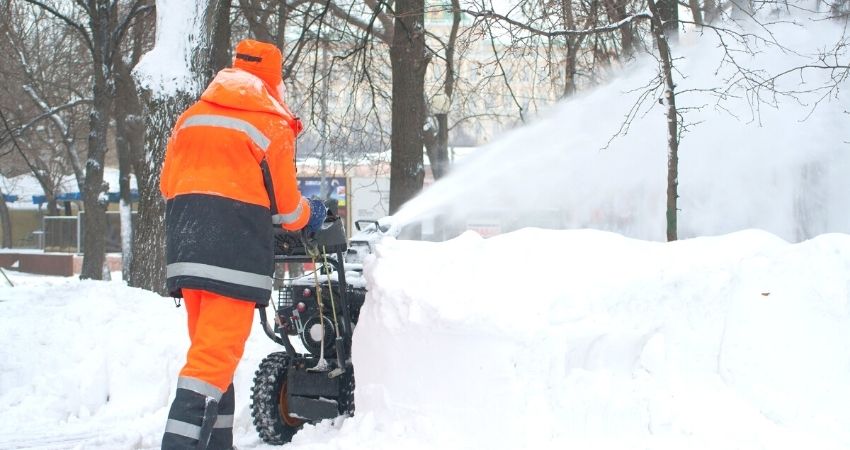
top-left (276, 1), bottom-right (287, 49)
top-left (703, 0), bottom-right (719, 23)
top-left (647, 0), bottom-right (680, 241)
top-left (129, 0), bottom-right (230, 294)
top-left (389, 0), bottom-right (428, 214)
top-left (731, 0), bottom-right (754, 19)
top-left (655, 0), bottom-right (680, 41)
top-left (0, 190), bottom-right (11, 248)
top-left (422, 0), bottom-right (459, 181)
top-left (79, 78), bottom-right (111, 280)
top-left (43, 190), bottom-right (59, 216)
top-left (602, 0), bottom-right (634, 57)
top-left (688, 0), bottom-right (704, 25)
top-left (560, 0), bottom-right (579, 96)
top-left (30, 157), bottom-right (60, 216)
top-left (114, 58), bottom-right (145, 282)
top-left (129, 93), bottom-right (192, 294)
top-left (79, 1), bottom-right (116, 280)
top-left (208, 0), bottom-right (232, 82)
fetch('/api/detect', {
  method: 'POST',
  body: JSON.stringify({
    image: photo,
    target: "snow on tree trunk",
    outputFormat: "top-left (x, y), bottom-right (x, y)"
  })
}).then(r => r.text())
top-left (130, 0), bottom-right (225, 294)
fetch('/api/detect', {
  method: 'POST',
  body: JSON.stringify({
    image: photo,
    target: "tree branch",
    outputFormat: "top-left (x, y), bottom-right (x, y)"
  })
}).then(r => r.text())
top-left (462, 7), bottom-right (651, 38)
top-left (111, 1), bottom-right (154, 58)
top-left (10, 98), bottom-right (93, 136)
top-left (20, 0), bottom-right (94, 53)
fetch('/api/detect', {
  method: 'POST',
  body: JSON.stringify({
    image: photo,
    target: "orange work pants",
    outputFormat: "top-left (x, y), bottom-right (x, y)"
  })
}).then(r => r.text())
top-left (179, 289), bottom-right (255, 392)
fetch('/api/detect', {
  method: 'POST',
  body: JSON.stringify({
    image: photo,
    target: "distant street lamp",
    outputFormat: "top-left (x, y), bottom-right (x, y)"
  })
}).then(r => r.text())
top-left (431, 91), bottom-right (451, 179)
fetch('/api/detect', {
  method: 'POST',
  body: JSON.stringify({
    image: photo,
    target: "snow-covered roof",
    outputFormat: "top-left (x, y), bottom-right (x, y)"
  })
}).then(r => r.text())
top-left (1, 168), bottom-right (137, 205)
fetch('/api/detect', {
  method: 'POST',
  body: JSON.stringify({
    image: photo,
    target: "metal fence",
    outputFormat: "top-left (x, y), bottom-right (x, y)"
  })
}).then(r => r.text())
top-left (43, 216), bottom-right (78, 252)
top-left (43, 211), bottom-right (134, 253)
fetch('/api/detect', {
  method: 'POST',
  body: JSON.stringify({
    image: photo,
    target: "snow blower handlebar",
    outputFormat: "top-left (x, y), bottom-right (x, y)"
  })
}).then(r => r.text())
top-left (273, 200), bottom-right (344, 258)
top-left (261, 200), bottom-right (351, 362)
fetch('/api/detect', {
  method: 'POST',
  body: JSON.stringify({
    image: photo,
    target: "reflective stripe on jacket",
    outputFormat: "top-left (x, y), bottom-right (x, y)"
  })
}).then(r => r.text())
top-left (160, 68), bottom-right (310, 304)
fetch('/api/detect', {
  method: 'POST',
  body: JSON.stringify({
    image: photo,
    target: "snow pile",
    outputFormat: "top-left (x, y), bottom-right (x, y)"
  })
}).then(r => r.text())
top-left (0, 277), bottom-right (182, 448)
top-left (347, 229), bottom-right (850, 449)
top-left (2, 230), bottom-right (848, 449)
top-left (0, 275), bottom-right (281, 449)
top-left (393, 17), bottom-right (850, 242)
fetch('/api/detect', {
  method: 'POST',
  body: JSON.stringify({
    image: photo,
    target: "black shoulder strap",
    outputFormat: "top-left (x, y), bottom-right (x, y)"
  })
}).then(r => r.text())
top-left (259, 158), bottom-right (278, 215)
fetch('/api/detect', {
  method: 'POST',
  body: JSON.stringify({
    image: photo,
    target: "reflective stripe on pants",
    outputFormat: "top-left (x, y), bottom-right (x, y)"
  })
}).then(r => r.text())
top-left (208, 384), bottom-right (235, 450)
top-left (162, 381), bottom-right (220, 450)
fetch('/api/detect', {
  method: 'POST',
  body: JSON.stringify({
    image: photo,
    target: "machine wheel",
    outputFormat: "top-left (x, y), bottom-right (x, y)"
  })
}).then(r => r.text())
top-left (250, 352), bottom-right (304, 444)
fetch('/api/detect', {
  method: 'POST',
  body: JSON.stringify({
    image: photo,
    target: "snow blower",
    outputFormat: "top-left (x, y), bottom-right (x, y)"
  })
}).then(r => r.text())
top-left (251, 205), bottom-right (367, 445)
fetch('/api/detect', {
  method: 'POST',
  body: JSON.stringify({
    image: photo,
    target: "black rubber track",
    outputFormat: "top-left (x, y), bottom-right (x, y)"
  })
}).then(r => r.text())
top-left (250, 352), bottom-right (301, 445)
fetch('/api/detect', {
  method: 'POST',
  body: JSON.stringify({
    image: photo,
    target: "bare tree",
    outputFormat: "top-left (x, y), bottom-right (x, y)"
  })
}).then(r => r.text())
top-left (20, 0), bottom-right (152, 279)
top-left (422, 0), bottom-right (461, 180)
top-left (0, 2), bottom-right (92, 215)
top-left (459, 4), bottom-right (687, 238)
top-left (645, 0), bottom-right (679, 241)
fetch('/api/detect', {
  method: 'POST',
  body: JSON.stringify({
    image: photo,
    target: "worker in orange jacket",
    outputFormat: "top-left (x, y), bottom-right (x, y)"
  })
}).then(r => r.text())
top-left (159, 39), bottom-right (327, 450)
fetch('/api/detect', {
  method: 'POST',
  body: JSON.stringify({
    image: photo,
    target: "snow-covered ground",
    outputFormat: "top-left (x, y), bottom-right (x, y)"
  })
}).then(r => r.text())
top-left (1, 229), bottom-right (849, 449)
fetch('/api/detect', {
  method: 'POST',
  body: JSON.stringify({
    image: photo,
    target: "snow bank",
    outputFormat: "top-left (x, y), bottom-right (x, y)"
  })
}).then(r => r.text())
top-left (0, 277), bottom-right (188, 448)
top-left (0, 274), bottom-right (279, 449)
top-left (1, 229), bottom-right (849, 449)
top-left (347, 229), bottom-right (850, 449)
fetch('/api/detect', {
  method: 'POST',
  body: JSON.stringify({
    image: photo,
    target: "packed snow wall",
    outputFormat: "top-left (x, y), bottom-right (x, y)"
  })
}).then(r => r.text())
top-left (351, 229), bottom-right (850, 449)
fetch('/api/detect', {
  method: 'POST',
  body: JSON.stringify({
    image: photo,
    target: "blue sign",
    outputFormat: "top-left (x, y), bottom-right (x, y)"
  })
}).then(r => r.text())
top-left (31, 190), bottom-right (139, 205)
top-left (297, 177), bottom-right (346, 205)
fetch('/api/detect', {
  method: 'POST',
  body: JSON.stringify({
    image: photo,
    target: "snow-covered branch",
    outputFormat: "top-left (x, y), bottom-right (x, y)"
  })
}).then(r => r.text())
top-left (20, 86), bottom-right (87, 190)
top-left (11, 97), bottom-right (92, 136)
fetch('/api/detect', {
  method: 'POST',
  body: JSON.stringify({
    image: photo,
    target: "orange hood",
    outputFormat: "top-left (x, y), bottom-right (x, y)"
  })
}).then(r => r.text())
top-left (200, 68), bottom-right (302, 134)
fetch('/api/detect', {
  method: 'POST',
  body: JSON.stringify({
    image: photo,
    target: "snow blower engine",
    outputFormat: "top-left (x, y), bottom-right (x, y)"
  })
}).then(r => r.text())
top-left (251, 204), bottom-right (366, 445)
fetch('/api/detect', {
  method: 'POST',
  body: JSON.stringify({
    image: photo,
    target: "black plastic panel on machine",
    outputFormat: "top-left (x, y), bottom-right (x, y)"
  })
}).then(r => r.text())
top-left (288, 364), bottom-right (341, 397)
top-left (286, 396), bottom-right (340, 422)
top-left (274, 219), bottom-right (348, 258)
top-left (286, 363), bottom-right (342, 421)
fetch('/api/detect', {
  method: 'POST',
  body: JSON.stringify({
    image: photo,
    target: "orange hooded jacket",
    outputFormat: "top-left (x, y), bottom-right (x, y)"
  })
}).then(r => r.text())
top-left (160, 40), bottom-right (309, 304)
